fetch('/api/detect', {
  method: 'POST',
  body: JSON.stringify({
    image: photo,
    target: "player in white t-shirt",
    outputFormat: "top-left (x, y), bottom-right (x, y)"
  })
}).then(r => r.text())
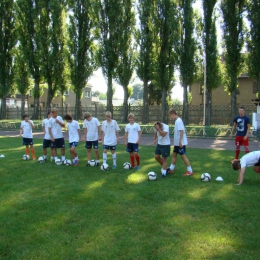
top-left (64, 114), bottom-right (81, 166)
top-left (124, 113), bottom-right (142, 169)
top-left (101, 111), bottom-right (120, 168)
top-left (168, 108), bottom-right (193, 176)
top-left (20, 114), bottom-right (36, 160)
top-left (41, 111), bottom-right (53, 161)
top-left (48, 108), bottom-right (66, 162)
top-left (153, 121), bottom-right (171, 178)
top-left (83, 112), bottom-right (101, 166)
top-left (232, 151), bottom-right (260, 185)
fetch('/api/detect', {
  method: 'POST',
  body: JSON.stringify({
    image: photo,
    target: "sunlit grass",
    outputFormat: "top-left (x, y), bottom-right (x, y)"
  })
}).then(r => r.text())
top-left (1, 136), bottom-right (260, 259)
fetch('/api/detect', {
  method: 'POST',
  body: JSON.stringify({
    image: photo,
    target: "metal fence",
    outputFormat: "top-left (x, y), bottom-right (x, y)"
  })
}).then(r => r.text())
top-left (6, 104), bottom-right (257, 125)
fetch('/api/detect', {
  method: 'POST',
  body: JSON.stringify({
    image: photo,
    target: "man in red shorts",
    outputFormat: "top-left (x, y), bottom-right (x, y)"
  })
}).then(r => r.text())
top-left (230, 106), bottom-right (250, 160)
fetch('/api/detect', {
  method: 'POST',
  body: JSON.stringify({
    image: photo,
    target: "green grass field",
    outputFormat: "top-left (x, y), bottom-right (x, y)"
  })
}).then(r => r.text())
top-left (1, 136), bottom-right (260, 260)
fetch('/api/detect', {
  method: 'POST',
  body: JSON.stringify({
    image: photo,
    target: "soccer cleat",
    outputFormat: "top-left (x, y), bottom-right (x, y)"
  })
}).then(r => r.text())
top-left (112, 165), bottom-right (117, 169)
top-left (166, 168), bottom-right (170, 174)
top-left (169, 169), bottom-right (174, 174)
top-left (161, 174), bottom-right (166, 178)
top-left (96, 162), bottom-right (100, 167)
top-left (32, 157), bottom-right (36, 160)
top-left (183, 171), bottom-right (194, 176)
top-left (74, 159), bottom-right (79, 166)
top-left (136, 165), bottom-right (141, 170)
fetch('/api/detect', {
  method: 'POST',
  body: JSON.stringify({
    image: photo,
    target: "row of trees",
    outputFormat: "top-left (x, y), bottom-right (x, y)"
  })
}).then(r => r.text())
top-left (0, 0), bottom-right (260, 124)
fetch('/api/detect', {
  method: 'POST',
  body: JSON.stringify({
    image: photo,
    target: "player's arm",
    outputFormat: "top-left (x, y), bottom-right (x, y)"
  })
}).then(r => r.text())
top-left (77, 128), bottom-right (82, 142)
top-left (245, 122), bottom-right (251, 140)
top-left (153, 132), bottom-right (157, 145)
top-left (98, 125), bottom-right (102, 141)
top-left (124, 131), bottom-right (128, 146)
top-left (179, 130), bottom-right (184, 147)
top-left (230, 122), bottom-right (237, 137)
top-left (137, 130), bottom-right (142, 144)
top-left (19, 126), bottom-right (23, 136)
top-left (116, 130), bottom-right (120, 143)
top-left (55, 118), bottom-right (65, 127)
top-left (84, 127), bottom-right (87, 141)
top-left (48, 127), bottom-right (54, 141)
top-left (237, 167), bottom-right (246, 185)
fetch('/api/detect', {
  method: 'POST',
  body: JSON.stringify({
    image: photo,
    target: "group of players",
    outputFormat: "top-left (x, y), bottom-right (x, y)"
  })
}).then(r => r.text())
top-left (20, 106), bottom-right (260, 184)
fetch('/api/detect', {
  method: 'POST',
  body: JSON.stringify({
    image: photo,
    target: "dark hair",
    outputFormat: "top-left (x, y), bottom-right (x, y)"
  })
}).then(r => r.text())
top-left (47, 111), bottom-right (51, 115)
top-left (23, 114), bottom-right (29, 119)
top-left (154, 121), bottom-right (163, 130)
top-left (239, 106), bottom-right (245, 110)
top-left (64, 114), bottom-right (73, 121)
top-left (168, 108), bottom-right (177, 115)
top-left (232, 160), bottom-right (241, 170)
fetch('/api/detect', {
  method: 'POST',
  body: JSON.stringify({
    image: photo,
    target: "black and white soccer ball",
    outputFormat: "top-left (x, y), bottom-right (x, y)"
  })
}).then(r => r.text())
top-left (100, 163), bottom-right (109, 171)
top-left (22, 154), bottom-right (30, 160)
top-left (201, 173), bottom-right (211, 182)
top-left (89, 159), bottom-right (97, 167)
top-left (55, 159), bottom-right (63, 166)
top-left (63, 159), bottom-right (72, 166)
top-left (38, 156), bottom-right (45, 163)
top-left (148, 172), bottom-right (157, 181)
top-left (123, 162), bottom-right (131, 169)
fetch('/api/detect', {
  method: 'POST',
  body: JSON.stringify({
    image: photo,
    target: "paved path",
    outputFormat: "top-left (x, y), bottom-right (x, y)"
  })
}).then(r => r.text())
top-left (1, 130), bottom-right (260, 151)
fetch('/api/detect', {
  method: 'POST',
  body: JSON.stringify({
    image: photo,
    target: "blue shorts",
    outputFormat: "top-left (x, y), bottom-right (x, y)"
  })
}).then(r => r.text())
top-left (155, 144), bottom-right (170, 158)
top-left (173, 146), bottom-right (186, 155)
top-left (86, 140), bottom-right (98, 149)
top-left (103, 145), bottom-right (116, 151)
top-left (23, 138), bottom-right (34, 146)
top-left (42, 139), bottom-right (51, 148)
top-left (126, 143), bottom-right (139, 153)
top-left (50, 138), bottom-right (65, 149)
top-left (69, 142), bottom-right (78, 148)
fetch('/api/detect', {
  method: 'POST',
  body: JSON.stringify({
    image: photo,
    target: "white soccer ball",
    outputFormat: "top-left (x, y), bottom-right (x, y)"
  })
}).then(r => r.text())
top-left (38, 156), bottom-right (45, 163)
top-left (148, 172), bottom-right (157, 181)
top-left (123, 162), bottom-right (131, 169)
top-left (89, 159), bottom-right (97, 167)
top-left (55, 159), bottom-right (63, 166)
top-left (63, 159), bottom-right (72, 166)
top-left (22, 154), bottom-right (30, 160)
top-left (100, 163), bottom-right (109, 171)
top-left (201, 173), bottom-right (211, 182)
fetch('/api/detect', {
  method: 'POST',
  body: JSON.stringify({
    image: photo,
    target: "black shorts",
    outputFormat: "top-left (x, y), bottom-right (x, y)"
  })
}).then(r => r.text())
top-left (50, 138), bottom-right (65, 149)
top-left (126, 143), bottom-right (139, 153)
top-left (23, 138), bottom-right (33, 146)
top-left (173, 146), bottom-right (186, 155)
top-left (42, 139), bottom-right (51, 148)
top-left (155, 144), bottom-right (170, 158)
top-left (85, 140), bottom-right (99, 149)
top-left (103, 145), bottom-right (116, 151)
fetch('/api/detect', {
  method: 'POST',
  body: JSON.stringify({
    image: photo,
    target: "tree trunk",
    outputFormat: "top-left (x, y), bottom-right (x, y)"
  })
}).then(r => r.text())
top-left (230, 89), bottom-right (237, 126)
top-left (205, 89), bottom-right (212, 126)
top-left (257, 77), bottom-right (260, 98)
top-left (107, 72), bottom-right (113, 116)
top-left (123, 86), bottom-right (129, 123)
top-left (0, 96), bottom-right (7, 119)
top-left (142, 80), bottom-right (149, 124)
top-left (161, 88), bottom-right (168, 123)
top-left (182, 83), bottom-right (189, 125)
top-left (32, 79), bottom-right (40, 120)
top-left (75, 93), bottom-right (82, 120)
top-left (21, 94), bottom-right (26, 119)
top-left (46, 82), bottom-right (53, 116)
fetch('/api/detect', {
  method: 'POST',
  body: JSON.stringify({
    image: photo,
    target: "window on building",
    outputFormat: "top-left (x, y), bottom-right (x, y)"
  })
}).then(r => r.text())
top-left (29, 90), bottom-right (32, 96)
top-left (199, 85), bottom-right (203, 95)
top-left (253, 82), bottom-right (258, 93)
top-left (64, 90), bottom-right (69, 96)
top-left (85, 90), bottom-right (91, 98)
top-left (236, 87), bottom-right (240, 95)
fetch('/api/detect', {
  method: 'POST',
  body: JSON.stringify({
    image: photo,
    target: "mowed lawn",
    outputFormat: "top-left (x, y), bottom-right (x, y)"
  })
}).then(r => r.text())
top-left (1, 136), bottom-right (260, 260)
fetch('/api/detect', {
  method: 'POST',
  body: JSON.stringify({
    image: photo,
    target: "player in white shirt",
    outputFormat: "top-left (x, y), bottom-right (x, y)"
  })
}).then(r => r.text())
top-left (48, 108), bottom-right (66, 162)
top-left (83, 112), bottom-right (101, 166)
top-left (168, 108), bottom-right (193, 176)
top-left (64, 114), bottom-right (81, 166)
top-left (153, 121), bottom-right (171, 178)
top-left (232, 151), bottom-right (260, 185)
top-left (101, 111), bottom-right (120, 168)
top-left (41, 111), bottom-right (53, 161)
top-left (124, 113), bottom-right (142, 169)
top-left (20, 114), bottom-right (36, 160)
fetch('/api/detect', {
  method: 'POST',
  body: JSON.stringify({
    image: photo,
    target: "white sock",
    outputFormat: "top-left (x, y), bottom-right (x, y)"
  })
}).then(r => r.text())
top-left (112, 153), bottom-right (116, 165)
top-left (162, 169), bottom-right (167, 176)
top-left (170, 164), bottom-right (175, 170)
top-left (62, 156), bottom-right (65, 161)
top-left (103, 153), bottom-right (107, 164)
top-left (187, 166), bottom-right (192, 172)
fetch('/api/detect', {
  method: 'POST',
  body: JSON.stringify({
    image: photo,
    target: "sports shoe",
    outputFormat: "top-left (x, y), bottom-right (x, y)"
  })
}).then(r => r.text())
top-left (96, 162), bottom-right (100, 167)
top-left (183, 171), bottom-right (194, 176)
top-left (136, 165), bottom-right (141, 170)
top-left (161, 174), bottom-right (166, 178)
top-left (32, 157), bottom-right (36, 160)
top-left (112, 165), bottom-right (117, 169)
top-left (74, 159), bottom-right (79, 166)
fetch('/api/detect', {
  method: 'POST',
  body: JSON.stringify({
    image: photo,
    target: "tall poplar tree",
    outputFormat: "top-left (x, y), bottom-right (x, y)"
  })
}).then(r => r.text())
top-left (136, 0), bottom-right (156, 124)
top-left (16, 0), bottom-right (44, 119)
top-left (246, 0), bottom-right (260, 98)
top-left (179, 0), bottom-right (196, 125)
top-left (0, 0), bottom-right (16, 119)
top-left (114, 0), bottom-right (136, 123)
top-left (203, 0), bottom-right (221, 126)
top-left (153, 0), bottom-right (180, 123)
top-left (68, 0), bottom-right (97, 119)
top-left (97, 0), bottom-right (125, 115)
top-left (221, 0), bottom-right (245, 122)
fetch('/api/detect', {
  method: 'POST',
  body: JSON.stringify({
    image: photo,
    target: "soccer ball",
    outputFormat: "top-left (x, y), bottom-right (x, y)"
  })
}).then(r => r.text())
top-left (123, 162), bottom-right (131, 169)
top-left (201, 173), bottom-right (211, 182)
top-left (89, 159), bottom-right (97, 167)
top-left (63, 159), bottom-right (72, 166)
top-left (100, 163), bottom-right (109, 171)
top-left (38, 156), bottom-right (45, 163)
top-left (22, 154), bottom-right (30, 160)
top-left (148, 172), bottom-right (157, 181)
top-left (55, 159), bottom-right (63, 166)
